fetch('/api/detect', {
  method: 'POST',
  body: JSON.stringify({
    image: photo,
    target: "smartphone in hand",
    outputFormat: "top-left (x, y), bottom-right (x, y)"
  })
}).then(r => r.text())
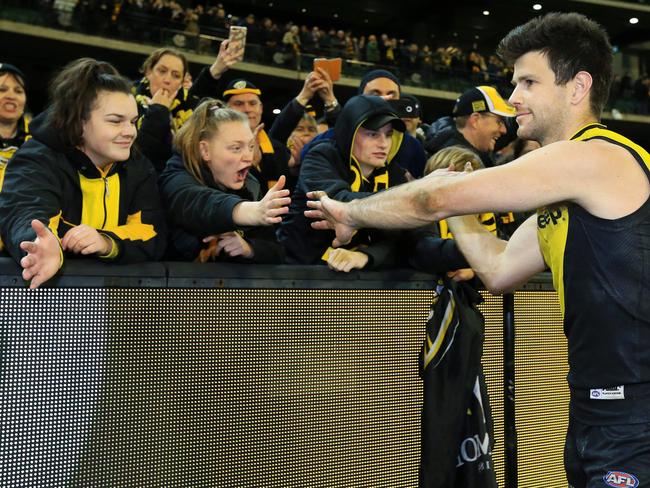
top-left (229, 25), bottom-right (247, 61)
top-left (313, 58), bottom-right (342, 82)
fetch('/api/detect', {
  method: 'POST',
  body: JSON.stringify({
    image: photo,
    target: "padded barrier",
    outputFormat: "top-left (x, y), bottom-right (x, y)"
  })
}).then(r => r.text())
top-left (0, 258), bottom-right (566, 487)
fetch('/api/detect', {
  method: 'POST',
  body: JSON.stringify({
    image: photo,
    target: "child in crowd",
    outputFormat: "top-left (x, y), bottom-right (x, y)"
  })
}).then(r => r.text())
top-left (0, 57), bottom-right (167, 288)
top-left (423, 145), bottom-right (495, 281)
top-left (159, 99), bottom-right (290, 263)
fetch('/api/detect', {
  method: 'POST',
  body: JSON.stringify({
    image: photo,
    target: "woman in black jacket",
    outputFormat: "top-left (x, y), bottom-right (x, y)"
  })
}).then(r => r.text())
top-left (0, 58), bottom-right (167, 288)
top-left (159, 100), bottom-right (290, 263)
top-left (134, 41), bottom-right (242, 172)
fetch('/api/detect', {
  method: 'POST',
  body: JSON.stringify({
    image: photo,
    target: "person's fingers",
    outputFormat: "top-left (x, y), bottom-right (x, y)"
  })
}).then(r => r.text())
top-left (310, 220), bottom-right (332, 231)
top-left (29, 272), bottom-right (47, 290)
top-left (306, 190), bottom-right (328, 201)
top-left (20, 240), bottom-right (37, 253)
top-left (22, 266), bottom-right (35, 282)
top-left (267, 175), bottom-right (286, 193)
top-left (20, 254), bottom-right (35, 272)
top-left (31, 219), bottom-right (48, 237)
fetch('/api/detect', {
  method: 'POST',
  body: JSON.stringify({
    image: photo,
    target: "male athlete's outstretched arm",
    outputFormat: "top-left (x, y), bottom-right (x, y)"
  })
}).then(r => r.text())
top-left (446, 214), bottom-right (546, 294)
top-left (305, 138), bottom-right (647, 246)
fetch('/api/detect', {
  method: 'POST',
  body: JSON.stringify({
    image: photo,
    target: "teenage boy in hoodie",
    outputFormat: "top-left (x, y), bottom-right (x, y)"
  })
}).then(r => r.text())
top-left (278, 95), bottom-right (466, 273)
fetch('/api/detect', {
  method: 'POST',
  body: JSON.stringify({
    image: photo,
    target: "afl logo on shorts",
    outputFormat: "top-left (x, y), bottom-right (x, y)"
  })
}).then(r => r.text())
top-left (603, 471), bottom-right (639, 487)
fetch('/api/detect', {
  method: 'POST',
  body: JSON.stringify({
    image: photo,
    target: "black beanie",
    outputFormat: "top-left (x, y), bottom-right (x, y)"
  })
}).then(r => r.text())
top-left (357, 69), bottom-right (401, 95)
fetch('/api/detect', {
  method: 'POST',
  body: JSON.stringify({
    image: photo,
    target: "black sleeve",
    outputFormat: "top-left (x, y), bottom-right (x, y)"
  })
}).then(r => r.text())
top-left (359, 238), bottom-right (400, 270)
top-left (246, 225), bottom-right (285, 264)
top-left (158, 157), bottom-right (243, 235)
top-left (324, 104), bottom-right (341, 127)
top-left (268, 98), bottom-right (305, 144)
top-left (0, 147), bottom-right (65, 262)
top-left (188, 67), bottom-right (223, 102)
top-left (101, 160), bottom-right (168, 263)
top-left (407, 232), bottom-right (470, 273)
top-left (135, 104), bottom-right (173, 172)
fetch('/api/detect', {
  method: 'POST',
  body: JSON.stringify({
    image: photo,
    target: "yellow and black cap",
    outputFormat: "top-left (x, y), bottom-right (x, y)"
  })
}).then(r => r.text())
top-left (452, 85), bottom-right (515, 118)
top-left (223, 79), bottom-right (262, 100)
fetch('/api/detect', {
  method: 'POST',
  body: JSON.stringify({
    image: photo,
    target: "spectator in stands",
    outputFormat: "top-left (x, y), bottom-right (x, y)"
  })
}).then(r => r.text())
top-left (0, 63), bottom-right (30, 188)
top-left (0, 58), bottom-right (167, 288)
top-left (279, 95), bottom-right (408, 269)
top-left (365, 35), bottom-right (380, 63)
top-left (268, 68), bottom-right (335, 180)
top-left (425, 86), bottom-right (523, 239)
top-left (159, 100), bottom-right (289, 263)
top-left (133, 41), bottom-right (242, 172)
top-left (279, 95), bottom-right (470, 273)
top-left (425, 85), bottom-right (516, 168)
top-left (205, 44), bottom-right (292, 193)
top-left (302, 69), bottom-right (428, 178)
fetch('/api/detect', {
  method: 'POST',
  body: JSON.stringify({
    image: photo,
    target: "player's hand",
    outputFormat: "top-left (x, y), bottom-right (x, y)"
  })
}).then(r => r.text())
top-left (305, 191), bottom-right (356, 247)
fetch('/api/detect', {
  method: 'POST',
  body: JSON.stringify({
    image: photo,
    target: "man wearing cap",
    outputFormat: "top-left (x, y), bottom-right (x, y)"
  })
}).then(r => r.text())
top-left (0, 63), bottom-right (30, 188)
top-left (222, 78), bottom-right (290, 192)
top-left (301, 69), bottom-right (428, 178)
top-left (425, 85), bottom-right (516, 169)
top-left (278, 95), bottom-right (468, 273)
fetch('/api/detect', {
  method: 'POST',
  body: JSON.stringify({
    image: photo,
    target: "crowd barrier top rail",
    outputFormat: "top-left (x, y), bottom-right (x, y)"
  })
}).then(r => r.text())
top-left (0, 257), bottom-right (554, 291)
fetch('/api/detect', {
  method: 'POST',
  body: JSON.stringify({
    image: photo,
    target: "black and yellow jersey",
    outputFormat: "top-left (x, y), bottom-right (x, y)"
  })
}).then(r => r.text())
top-left (0, 115), bottom-right (31, 191)
top-left (537, 123), bottom-right (650, 394)
top-left (0, 110), bottom-right (167, 265)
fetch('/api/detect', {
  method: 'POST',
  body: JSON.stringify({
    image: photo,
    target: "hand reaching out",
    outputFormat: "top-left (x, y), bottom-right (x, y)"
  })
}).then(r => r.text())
top-left (232, 175), bottom-right (291, 226)
top-left (19, 219), bottom-right (62, 289)
top-left (304, 191), bottom-right (356, 247)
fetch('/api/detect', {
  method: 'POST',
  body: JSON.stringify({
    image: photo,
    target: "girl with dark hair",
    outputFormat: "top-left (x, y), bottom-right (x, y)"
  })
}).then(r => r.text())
top-left (159, 99), bottom-right (290, 263)
top-left (0, 57), bottom-right (167, 288)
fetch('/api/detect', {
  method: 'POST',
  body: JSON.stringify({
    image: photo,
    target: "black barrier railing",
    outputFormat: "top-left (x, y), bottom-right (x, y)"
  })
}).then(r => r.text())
top-left (0, 257), bottom-right (564, 487)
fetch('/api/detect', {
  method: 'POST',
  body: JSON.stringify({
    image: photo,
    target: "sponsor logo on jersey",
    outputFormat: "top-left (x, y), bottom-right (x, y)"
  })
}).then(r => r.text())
top-left (603, 471), bottom-right (639, 487)
top-left (537, 208), bottom-right (563, 229)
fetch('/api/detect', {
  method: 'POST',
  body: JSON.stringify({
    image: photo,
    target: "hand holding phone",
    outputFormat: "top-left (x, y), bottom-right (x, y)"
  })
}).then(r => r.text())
top-left (229, 26), bottom-right (247, 61)
top-left (313, 58), bottom-right (342, 82)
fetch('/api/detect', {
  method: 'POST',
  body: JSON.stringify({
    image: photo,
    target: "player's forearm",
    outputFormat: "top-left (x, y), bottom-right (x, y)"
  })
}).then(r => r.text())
top-left (346, 178), bottom-right (447, 230)
top-left (446, 215), bottom-right (509, 293)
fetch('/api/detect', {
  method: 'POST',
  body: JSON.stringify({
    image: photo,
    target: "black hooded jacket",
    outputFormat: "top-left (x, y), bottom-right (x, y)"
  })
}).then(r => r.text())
top-left (0, 110), bottom-right (167, 264)
top-left (278, 96), bottom-right (468, 271)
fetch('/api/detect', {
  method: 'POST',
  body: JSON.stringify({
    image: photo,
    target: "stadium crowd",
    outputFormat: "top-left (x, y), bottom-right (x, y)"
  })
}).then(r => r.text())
top-left (0, 3), bottom-right (648, 289)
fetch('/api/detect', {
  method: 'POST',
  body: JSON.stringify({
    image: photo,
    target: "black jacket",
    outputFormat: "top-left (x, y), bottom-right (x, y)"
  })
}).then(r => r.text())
top-left (0, 110), bottom-right (167, 264)
top-left (278, 95), bottom-right (408, 266)
top-left (159, 152), bottom-right (284, 263)
top-left (419, 279), bottom-right (497, 488)
top-left (134, 67), bottom-right (221, 172)
top-left (424, 115), bottom-right (517, 168)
